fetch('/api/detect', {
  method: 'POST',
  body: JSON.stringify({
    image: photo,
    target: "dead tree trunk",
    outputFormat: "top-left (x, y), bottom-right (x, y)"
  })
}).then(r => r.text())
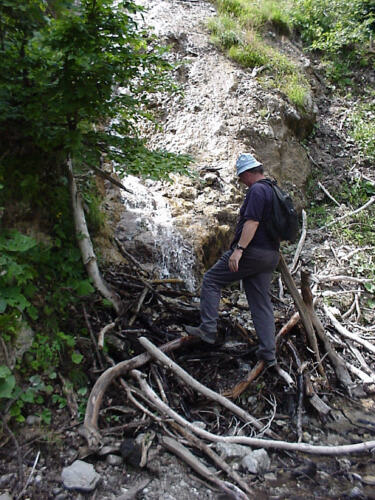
top-left (67, 157), bottom-right (122, 314)
top-left (278, 254), bottom-right (325, 378)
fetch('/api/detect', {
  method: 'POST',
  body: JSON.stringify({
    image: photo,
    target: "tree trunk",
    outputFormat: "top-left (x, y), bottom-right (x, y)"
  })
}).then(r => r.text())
top-left (67, 157), bottom-right (122, 314)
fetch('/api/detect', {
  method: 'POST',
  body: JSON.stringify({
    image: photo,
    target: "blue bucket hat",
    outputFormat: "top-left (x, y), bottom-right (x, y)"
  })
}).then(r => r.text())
top-left (236, 153), bottom-right (262, 176)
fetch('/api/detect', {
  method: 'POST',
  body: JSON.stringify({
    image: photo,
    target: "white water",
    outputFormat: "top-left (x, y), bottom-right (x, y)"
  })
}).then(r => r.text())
top-left (121, 175), bottom-right (196, 290)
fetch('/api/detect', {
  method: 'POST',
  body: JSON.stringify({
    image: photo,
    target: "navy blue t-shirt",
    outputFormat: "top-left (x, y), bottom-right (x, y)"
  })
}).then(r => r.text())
top-left (231, 181), bottom-right (279, 251)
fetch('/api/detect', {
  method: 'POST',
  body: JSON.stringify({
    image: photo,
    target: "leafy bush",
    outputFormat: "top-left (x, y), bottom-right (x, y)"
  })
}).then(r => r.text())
top-left (290, 0), bottom-right (374, 81)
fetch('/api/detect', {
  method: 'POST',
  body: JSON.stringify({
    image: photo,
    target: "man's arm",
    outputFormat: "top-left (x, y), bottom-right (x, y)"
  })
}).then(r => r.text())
top-left (229, 219), bottom-right (259, 272)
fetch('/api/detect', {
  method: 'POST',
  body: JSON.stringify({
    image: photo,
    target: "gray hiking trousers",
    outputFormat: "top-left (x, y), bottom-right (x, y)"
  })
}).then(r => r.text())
top-left (199, 246), bottom-right (280, 361)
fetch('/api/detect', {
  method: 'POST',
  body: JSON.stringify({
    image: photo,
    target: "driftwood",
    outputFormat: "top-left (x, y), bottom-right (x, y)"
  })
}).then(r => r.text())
top-left (131, 369), bottom-right (375, 456)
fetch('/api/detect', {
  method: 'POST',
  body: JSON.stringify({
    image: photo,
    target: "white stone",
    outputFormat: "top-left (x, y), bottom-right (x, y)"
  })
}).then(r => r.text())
top-left (61, 460), bottom-right (101, 492)
top-left (241, 449), bottom-right (271, 474)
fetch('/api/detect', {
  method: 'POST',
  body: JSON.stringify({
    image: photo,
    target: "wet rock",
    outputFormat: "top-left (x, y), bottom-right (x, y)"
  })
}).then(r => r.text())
top-left (214, 442), bottom-right (251, 459)
top-left (241, 449), bottom-right (271, 474)
top-left (61, 460), bottom-right (101, 492)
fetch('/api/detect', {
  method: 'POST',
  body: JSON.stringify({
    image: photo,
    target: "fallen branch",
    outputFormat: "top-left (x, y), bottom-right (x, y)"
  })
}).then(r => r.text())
top-left (171, 422), bottom-right (253, 496)
top-left (323, 305), bottom-right (375, 355)
top-left (278, 254), bottom-right (325, 377)
top-left (314, 275), bottom-right (372, 285)
top-left (318, 182), bottom-right (340, 206)
top-left (161, 436), bottom-right (249, 500)
top-left (321, 196), bottom-right (375, 230)
top-left (138, 336), bottom-right (276, 438)
top-left (290, 209), bottom-right (307, 274)
top-left (82, 336), bottom-right (196, 448)
top-left (131, 369), bottom-right (375, 455)
top-left (129, 287), bottom-right (149, 327)
top-left (300, 271), bottom-right (352, 388)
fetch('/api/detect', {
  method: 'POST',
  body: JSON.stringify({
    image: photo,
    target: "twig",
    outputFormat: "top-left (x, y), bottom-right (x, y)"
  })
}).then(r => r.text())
top-left (290, 209), bottom-right (307, 274)
top-left (318, 182), bottom-right (341, 206)
top-left (16, 450), bottom-right (40, 500)
top-left (114, 237), bottom-right (148, 273)
top-left (129, 287), bottom-right (149, 327)
top-left (131, 369), bottom-right (375, 455)
top-left (98, 322), bottom-right (116, 350)
top-left (83, 304), bottom-right (104, 370)
top-left (321, 196), bottom-right (375, 229)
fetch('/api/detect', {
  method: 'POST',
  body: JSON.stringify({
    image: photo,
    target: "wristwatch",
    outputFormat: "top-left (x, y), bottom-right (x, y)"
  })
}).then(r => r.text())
top-left (236, 244), bottom-right (246, 251)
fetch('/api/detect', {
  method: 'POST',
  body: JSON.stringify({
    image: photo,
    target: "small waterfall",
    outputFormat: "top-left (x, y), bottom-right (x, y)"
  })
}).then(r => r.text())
top-left (121, 175), bottom-right (196, 290)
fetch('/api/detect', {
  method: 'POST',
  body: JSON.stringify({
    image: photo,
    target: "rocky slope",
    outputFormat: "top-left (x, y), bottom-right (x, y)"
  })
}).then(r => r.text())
top-left (111, 0), bottom-right (319, 278)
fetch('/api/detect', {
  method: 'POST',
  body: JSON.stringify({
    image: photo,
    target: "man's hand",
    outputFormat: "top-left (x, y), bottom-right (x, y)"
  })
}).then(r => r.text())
top-left (229, 249), bottom-right (243, 272)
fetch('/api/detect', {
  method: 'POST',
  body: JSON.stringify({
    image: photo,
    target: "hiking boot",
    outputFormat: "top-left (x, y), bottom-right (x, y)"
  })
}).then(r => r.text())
top-left (184, 325), bottom-right (217, 345)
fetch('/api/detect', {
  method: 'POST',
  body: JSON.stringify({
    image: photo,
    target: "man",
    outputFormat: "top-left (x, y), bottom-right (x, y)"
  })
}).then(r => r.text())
top-left (185, 153), bottom-right (280, 368)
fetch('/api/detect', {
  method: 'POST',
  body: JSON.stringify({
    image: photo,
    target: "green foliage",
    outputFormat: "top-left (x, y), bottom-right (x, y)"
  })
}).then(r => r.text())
top-left (289, 0), bottom-right (374, 82)
top-left (0, 0), bottom-right (184, 183)
top-left (350, 100), bottom-right (375, 161)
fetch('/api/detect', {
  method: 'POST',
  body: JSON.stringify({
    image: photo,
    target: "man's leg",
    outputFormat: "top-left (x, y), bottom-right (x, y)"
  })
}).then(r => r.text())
top-left (243, 271), bottom-right (276, 362)
top-left (199, 250), bottom-right (240, 333)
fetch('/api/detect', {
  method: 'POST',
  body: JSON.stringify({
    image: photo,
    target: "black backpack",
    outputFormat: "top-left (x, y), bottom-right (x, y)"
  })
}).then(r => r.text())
top-left (258, 179), bottom-right (299, 243)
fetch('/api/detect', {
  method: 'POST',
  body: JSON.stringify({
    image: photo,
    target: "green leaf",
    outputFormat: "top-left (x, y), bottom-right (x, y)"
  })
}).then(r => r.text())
top-left (0, 373), bottom-right (15, 398)
top-left (74, 279), bottom-right (95, 297)
top-left (71, 351), bottom-right (83, 364)
top-left (0, 365), bottom-right (12, 379)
